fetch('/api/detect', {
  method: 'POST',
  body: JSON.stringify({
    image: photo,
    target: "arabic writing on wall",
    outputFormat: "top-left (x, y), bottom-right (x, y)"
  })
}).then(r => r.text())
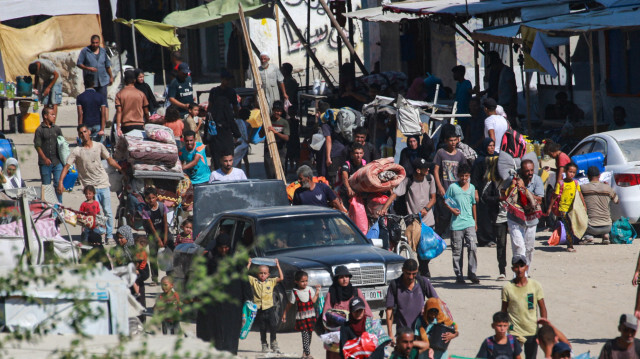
top-left (282, 20), bottom-right (353, 54)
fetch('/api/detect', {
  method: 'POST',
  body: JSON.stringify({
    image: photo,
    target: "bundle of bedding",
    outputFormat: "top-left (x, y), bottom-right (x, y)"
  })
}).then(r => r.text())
top-left (348, 157), bottom-right (406, 193)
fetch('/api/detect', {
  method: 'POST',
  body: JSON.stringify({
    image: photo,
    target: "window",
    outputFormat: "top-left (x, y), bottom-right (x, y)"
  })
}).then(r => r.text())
top-left (591, 139), bottom-right (607, 165)
top-left (618, 140), bottom-right (640, 163)
top-left (569, 141), bottom-right (593, 157)
top-left (202, 218), bottom-right (237, 251)
top-left (606, 30), bottom-right (640, 96)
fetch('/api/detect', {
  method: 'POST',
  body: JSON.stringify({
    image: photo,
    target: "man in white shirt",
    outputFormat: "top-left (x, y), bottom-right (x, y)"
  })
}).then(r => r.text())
top-left (209, 153), bottom-right (248, 182)
top-left (483, 98), bottom-right (508, 153)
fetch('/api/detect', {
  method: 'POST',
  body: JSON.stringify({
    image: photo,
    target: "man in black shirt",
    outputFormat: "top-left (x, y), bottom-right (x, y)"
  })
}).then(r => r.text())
top-left (34, 107), bottom-right (63, 203)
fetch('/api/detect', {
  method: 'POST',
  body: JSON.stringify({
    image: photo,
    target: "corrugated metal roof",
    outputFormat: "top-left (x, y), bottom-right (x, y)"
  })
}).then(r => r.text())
top-left (344, 6), bottom-right (416, 23)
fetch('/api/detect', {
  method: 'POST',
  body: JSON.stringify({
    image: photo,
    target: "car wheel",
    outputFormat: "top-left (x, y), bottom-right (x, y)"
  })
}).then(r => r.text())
top-left (273, 284), bottom-right (295, 332)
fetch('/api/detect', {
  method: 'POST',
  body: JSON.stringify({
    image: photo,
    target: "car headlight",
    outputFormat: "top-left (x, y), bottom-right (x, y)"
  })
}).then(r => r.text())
top-left (386, 262), bottom-right (403, 282)
top-left (306, 269), bottom-right (333, 287)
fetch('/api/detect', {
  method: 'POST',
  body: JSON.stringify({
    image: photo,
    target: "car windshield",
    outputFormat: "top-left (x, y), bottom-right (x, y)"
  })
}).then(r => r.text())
top-left (257, 214), bottom-right (368, 253)
top-left (618, 140), bottom-right (640, 162)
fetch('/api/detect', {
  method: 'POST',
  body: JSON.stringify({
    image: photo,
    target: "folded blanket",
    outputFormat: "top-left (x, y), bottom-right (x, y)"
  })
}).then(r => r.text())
top-left (125, 136), bottom-right (179, 167)
top-left (349, 158), bottom-right (406, 193)
top-left (145, 123), bottom-right (175, 144)
top-left (504, 185), bottom-right (542, 222)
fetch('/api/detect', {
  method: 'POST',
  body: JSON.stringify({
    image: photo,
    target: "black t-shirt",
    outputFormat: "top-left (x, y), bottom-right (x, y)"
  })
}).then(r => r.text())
top-left (476, 336), bottom-right (522, 359)
top-left (208, 85), bottom-right (238, 108)
top-left (293, 182), bottom-right (337, 207)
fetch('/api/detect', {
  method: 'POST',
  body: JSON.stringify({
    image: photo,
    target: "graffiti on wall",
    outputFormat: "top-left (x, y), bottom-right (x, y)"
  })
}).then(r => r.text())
top-left (282, 19), bottom-right (353, 54)
top-left (283, 0), bottom-right (327, 16)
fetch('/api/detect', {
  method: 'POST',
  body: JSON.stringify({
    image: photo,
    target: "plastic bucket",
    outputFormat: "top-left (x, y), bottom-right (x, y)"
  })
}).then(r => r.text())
top-left (21, 113), bottom-right (40, 133)
top-left (571, 152), bottom-right (605, 175)
top-left (144, 72), bottom-right (154, 89)
top-left (63, 166), bottom-right (78, 191)
top-left (0, 139), bottom-right (16, 167)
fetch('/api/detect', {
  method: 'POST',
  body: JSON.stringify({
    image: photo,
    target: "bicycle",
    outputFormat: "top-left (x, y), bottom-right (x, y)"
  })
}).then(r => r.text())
top-left (379, 213), bottom-right (419, 261)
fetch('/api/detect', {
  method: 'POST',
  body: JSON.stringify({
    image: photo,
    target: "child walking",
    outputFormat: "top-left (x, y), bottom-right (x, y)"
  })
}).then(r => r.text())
top-left (444, 163), bottom-right (480, 284)
top-left (476, 312), bottom-right (522, 359)
top-left (546, 162), bottom-right (587, 252)
top-left (164, 105), bottom-right (184, 141)
top-left (79, 185), bottom-right (104, 242)
top-left (154, 276), bottom-right (182, 335)
top-left (141, 186), bottom-right (168, 284)
top-left (282, 270), bottom-right (321, 358)
top-left (248, 258), bottom-right (284, 353)
top-left (183, 103), bottom-right (202, 143)
top-left (133, 235), bottom-right (150, 322)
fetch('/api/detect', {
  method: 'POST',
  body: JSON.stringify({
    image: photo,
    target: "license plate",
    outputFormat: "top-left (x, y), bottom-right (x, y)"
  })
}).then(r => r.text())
top-left (362, 289), bottom-right (384, 300)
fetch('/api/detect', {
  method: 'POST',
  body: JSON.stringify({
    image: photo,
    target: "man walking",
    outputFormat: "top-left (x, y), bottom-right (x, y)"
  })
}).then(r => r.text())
top-left (483, 98), bottom-right (508, 154)
top-left (209, 153), bottom-right (247, 182)
top-left (34, 107), bottom-right (63, 203)
top-left (59, 125), bottom-right (124, 242)
top-left (77, 74), bottom-right (107, 143)
top-left (502, 255), bottom-right (547, 359)
top-left (76, 35), bottom-right (114, 100)
top-left (179, 130), bottom-right (211, 185)
top-left (505, 159), bottom-right (544, 274)
top-left (116, 70), bottom-right (149, 136)
top-left (599, 314), bottom-right (640, 359)
top-left (385, 259), bottom-right (437, 340)
top-left (258, 52), bottom-right (288, 111)
top-left (292, 165), bottom-right (347, 212)
top-left (581, 166), bottom-right (619, 244)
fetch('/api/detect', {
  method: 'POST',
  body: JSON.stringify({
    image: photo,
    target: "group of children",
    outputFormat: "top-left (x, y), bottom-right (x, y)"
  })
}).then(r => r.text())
top-left (160, 103), bottom-right (203, 143)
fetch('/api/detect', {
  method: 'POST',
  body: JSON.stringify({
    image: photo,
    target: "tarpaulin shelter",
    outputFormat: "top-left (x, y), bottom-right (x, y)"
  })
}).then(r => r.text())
top-left (115, 19), bottom-right (181, 88)
top-left (162, 0), bottom-right (273, 29)
top-left (0, 15), bottom-right (102, 82)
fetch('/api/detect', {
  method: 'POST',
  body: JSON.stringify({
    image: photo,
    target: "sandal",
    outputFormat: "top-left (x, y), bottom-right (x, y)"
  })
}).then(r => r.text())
top-left (567, 248), bottom-right (576, 252)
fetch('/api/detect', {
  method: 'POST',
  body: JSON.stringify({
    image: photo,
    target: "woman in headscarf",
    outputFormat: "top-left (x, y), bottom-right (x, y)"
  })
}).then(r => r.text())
top-left (134, 69), bottom-right (159, 114)
top-left (196, 233), bottom-right (252, 355)
top-left (0, 158), bottom-right (25, 190)
top-left (414, 298), bottom-right (458, 359)
top-left (399, 135), bottom-right (434, 178)
top-left (472, 138), bottom-right (501, 248)
top-left (323, 265), bottom-right (373, 359)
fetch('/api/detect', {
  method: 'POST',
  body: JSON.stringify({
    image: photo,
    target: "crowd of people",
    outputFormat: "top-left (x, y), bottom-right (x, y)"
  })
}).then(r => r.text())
top-left (12, 34), bottom-right (638, 359)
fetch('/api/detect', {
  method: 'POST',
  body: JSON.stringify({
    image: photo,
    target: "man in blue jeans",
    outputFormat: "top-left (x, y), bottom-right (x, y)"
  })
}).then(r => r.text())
top-left (34, 107), bottom-right (63, 203)
top-left (77, 74), bottom-right (107, 143)
top-left (59, 125), bottom-right (124, 242)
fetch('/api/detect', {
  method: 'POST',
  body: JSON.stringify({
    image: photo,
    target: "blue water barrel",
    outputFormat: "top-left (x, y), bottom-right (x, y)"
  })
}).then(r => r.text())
top-left (63, 166), bottom-right (78, 191)
top-left (571, 152), bottom-right (605, 174)
top-left (0, 138), bottom-right (16, 167)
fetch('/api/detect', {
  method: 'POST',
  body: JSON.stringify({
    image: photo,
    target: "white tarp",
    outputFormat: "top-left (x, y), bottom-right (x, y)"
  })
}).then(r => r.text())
top-left (0, 0), bottom-right (100, 22)
top-left (383, 0), bottom-right (582, 17)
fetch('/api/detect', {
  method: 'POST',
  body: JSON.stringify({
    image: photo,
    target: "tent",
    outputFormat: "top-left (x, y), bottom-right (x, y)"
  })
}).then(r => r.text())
top-left (162, 0), bottom-right (273, 29)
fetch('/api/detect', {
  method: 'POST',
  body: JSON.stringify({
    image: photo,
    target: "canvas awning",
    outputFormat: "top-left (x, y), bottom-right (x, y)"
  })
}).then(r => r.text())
top-left (344, 6), bottom-right (416, 23)
top-left (162, 0), bottom-right (273, 29)
top-left (472, 23), bottom-right (522, 44)
top-left (521, 5), bottom-right (640, 35)
top-left (0, 0), bottom-right (119, 21)
top-left (382, 0), bottom-right (583, 17)
top-left (114, 19), bottom-right (181, 50)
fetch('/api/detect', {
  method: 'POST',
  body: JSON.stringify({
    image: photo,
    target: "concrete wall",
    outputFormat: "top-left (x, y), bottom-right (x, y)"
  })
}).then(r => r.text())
top-left (248, 0), bottom-right (365, 77)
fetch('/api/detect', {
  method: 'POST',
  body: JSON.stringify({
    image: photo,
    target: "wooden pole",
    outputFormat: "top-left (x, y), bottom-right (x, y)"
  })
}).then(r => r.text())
top-left (317, 0), bottom-right (368, 75)
top-left (239, 4), bottom-right (286, 183)
top-left (277, 0), bottom-right (336, 90)
top-left (131, 20), bottom-right (138, 68)
top-left (588, 32), bottom-right (598, 133)
top-left (161, 46), bottom-right (167, 89)
top-left (276, 6), bottom-right (282, 68)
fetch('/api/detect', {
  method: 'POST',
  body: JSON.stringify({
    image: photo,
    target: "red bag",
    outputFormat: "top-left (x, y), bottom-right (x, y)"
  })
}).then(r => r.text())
top-left (342, 332), bottom-right (378, 359)
top-left (348, 196), bottom-right (368, 234)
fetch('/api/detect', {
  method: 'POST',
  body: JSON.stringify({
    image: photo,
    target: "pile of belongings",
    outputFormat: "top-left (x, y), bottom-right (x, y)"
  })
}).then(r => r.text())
top-left (349, 157), bottom-right (406, 193)
top-left (114, 124), bottom-right (184, 181)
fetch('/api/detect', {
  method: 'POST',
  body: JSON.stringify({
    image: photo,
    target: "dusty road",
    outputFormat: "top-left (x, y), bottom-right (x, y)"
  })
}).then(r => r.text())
top-left (8, 95), bottom-right (638, 358)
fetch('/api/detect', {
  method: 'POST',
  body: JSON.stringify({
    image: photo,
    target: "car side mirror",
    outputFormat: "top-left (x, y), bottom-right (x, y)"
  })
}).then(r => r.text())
top-left (371, 238), bottom-right (384, 248)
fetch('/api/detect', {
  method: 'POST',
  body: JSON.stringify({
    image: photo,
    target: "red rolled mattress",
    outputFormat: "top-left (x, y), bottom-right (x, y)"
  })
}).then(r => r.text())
top-left (348, 157), bottom-right (406, 193)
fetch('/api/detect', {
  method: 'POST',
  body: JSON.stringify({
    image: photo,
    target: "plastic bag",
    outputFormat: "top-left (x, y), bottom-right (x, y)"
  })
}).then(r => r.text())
top-left (349, 196), bottom-right (368, 234)
top-left (63, 209), bottom-right (77, 226)
top-left (240, 301), bottom-right (258, 339)
top-left (366, 221), bottom-right (380, 239)
top-left (417, 223), bottom-right (447, 260)
top-left (157, 247), bottom-right (174, 272)
top-left (611, 217), bottom-right (637, 244)
top-left (343, 332), bottom-right (378, 359)
top-left (57, 136), bottom-right (70, 164)
top-left (315, 294), bottom-right (325, 318)
top-left (548, 221), bottom-right (566, 246)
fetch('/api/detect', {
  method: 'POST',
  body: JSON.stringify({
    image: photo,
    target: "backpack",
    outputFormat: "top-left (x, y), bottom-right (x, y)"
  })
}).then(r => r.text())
top-left (500, 128), bottom-right (527, 159)
top-left (388, 275), bottom-right (432, 301)
top-left (485, 335), bottom-right (516, 358)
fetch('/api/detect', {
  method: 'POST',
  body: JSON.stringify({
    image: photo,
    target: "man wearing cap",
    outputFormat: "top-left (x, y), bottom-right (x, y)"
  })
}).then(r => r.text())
top-left (581, 166), bottom-right (619, 245)
top-left (257, 52), bottom-right (288, 111)
top-left (551, 342), bottom-right (572, 359)
top-left (504, 159), bottom-right (544, 277)
top-left (599, 314), bottom-right (640, 359)
top-left (483, 98), bottom-right (509, 154)
top-left (502, 255), bottom-right (547, 359)
top-left (379, 158), bottom-right (436, 277)
top-left (167, 62), bottom-right (194, 116)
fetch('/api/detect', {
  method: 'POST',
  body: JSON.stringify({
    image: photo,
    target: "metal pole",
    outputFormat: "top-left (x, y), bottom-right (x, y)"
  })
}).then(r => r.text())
top-left (588, 32), bottom-right (598, 133)
top-left (131, 20), bottom-right (138, 68)
top-left (347, 0), bottom-right (354, 65)
top-left (317, 0), bottom-right (368, 75)
top-left (473, 40), bottom-right (480, 91)
top-left (161, 46), bottom-right (167, 89)
top-left (276, 6), bottom-right (282, 68)
top-left (306, 0), bottom-right (311, 90)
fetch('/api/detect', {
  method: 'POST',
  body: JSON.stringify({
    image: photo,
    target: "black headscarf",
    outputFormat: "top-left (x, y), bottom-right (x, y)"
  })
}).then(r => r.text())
top-left (478, 137), bottom-right (495, 157)
top-left (329, 277), bottom-right (355, 306)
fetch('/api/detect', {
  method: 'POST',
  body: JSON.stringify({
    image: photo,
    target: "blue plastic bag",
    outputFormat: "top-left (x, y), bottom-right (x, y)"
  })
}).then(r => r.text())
top-left (366, 221), bottom-right (380, 240)
top-left (250, 126), bottom-right (266, 144)
top-left (611, 217), bottom-right (637, 244)
top-left (417, 222), bottom-right (447, 260)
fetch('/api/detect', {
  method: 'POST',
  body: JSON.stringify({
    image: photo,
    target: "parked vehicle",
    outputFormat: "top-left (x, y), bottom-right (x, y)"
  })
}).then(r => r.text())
top-left (547, 129), bottom-right (640, 223)
top-left (173, 181), bottom-right (405, 330)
